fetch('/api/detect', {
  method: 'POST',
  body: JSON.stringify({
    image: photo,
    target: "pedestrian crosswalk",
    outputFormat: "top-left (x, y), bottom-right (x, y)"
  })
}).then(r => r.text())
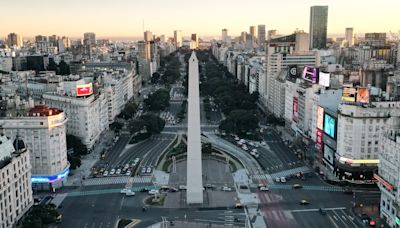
top-left (83, 176), bottom-right (153, 186)
top-left (249, 183), bottom-right (344, 192)
top-left (68, 185), bottom-right (158, 197)
top-left (270, 166), bottom-right (311, 179)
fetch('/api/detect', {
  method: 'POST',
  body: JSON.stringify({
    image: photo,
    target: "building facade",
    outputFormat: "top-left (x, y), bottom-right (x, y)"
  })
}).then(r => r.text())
top-left (309, 6), bottom-right (328, 49)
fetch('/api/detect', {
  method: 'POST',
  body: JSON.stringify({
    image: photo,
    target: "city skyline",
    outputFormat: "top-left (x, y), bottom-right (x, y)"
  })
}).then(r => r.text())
top-left (1, 0), bottom-right (399, 39)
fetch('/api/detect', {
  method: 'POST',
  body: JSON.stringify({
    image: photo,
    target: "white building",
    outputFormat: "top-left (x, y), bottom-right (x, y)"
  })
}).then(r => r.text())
top-left (174, 30), bottom-right (183, 48)
top-left (0, 105), bottom-right (69, 189)
top-left (0, 135), bottom-right (33, 228)
top-left (43, 80), bottom-right (109, 149)
top-left (377, 117), bottom-right (400, 227)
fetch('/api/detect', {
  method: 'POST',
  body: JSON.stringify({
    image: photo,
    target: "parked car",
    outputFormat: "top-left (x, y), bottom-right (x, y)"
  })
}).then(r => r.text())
top-left (116, 169), bottom-right (121, 175)
top-left (280, 177), bottom-right (287, 183)
top-left (110, 169), bottom-right (115, 175)
top-left (146, 167), bottom-right (152, 173)
top-left (141, 167), bottom-right (147, 174)
top-left (275, 177), bottom-right (281, 182)
top-left (103, 171), bottom-right (109, 176)
top-left (125, 171), bottom-right (131, 176)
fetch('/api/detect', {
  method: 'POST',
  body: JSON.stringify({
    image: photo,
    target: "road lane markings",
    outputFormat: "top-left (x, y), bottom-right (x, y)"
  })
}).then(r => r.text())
top-left (290, 207), bottom-right (346, 212)
top-left (327, 214), bottom-right (341, 228)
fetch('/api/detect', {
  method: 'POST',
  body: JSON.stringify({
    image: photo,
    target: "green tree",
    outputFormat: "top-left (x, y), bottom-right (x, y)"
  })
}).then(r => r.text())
top-left (118, 101), bottom-right (138, 119)
top-left (67, 154), bottom-right (81, 170)
top-left (140, 113), bottom-right (165, 134)
top-left (219, 109), bottom-right (259, 134)
top-left (144, 89), bottom-right (170, 111)
top-left (151, 72), bottom-right (161, 83)
top-left (66, 135), bottom-right (87, 156)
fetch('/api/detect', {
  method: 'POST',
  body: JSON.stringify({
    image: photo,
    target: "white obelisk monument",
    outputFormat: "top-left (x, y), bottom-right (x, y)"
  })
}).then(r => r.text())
top-left (186, 51), bottom-right (203, 204)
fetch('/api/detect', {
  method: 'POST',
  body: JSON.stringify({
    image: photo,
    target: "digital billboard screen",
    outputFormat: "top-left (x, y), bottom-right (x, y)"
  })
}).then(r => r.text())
top-left (317, 106), bottom-right (324, 130)
top-left (323, 144), bottom-right (335, 165)
top-left (302, 66), bottom-right (319, 83)
top-left (76, 83), bottom-right (93, 97)
top-left (316, 128), bottom-right (324, 152)
top-left (342, 87), bottom-right (356, 102)
top-left (319, 72), bottom-right (330, 87)
top-left (323, 113), bottom-right (336, 139)
top-left (292, 97), bottom-right (298, 123)
top-left (356, 87), bottom-right (370, 103)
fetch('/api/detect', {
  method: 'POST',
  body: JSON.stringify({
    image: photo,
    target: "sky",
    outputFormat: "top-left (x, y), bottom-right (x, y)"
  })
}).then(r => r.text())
top-left (1, 0), bottom-right (399, 39)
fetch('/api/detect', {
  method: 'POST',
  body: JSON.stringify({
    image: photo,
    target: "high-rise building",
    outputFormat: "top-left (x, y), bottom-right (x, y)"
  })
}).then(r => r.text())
top-left (35, 35), bottom-right (47, 42)
top-left (309, 6), bottom-right (328, 49)
top-left (83, 32), bottom-right (96, 46)
top-left (174, 30), bottom-right (182, 48)
top-left (257, 25), bottom-right (266, 45)
top-left (159, 35), bottom-right (166, 43)
top-left (240, 32), bottom-right (247, 43)
top-left (250, 26), bottom-right (256, 39)
top-left (221, 29), bottom-right (228, 43)
top-left (191, 33), bottom-right (198, 49)
top-left (365, 33), bottom-right (386, 46)
top-left (345, 28), bottom-right (354, 47)
top-left (48, 34), bottom-right (58, 46)
top-left (267, 30), bottom-right (277, 41)
top-left (137, 41), bottom-right (151, 82)
top-left (144, 31), bottom-right (152, 42)
top-left (0, 135), bottom-right (33, 228)
top-left (0, 105), bottom-right (70, 189)
top-left (7, 33), bottom-right (23, 48)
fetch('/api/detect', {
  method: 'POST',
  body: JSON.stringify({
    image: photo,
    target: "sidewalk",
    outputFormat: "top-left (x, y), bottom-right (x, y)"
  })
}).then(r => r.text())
top-left (65, 130), bottom-right (115, 187)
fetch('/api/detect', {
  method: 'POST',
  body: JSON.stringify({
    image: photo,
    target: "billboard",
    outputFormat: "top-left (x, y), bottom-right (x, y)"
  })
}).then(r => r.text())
top-left (292, 97), bottom-right (298, 123)
top-left (288, 65), bottom-right (297, 78)
top-left (342, 87), bottom-right (357, 102)
top-left (356, 87), bottom-right (370, 103)
top-left (323, 144), bottom-right (335, 165)
top-left (323, 113), bottom-right (336, 139)
top-left (317, 106), bottom-right (324, 130)
top-left (316, 128), bottom-right (324, 152)
top-left (319, 72), bottom-right (330, 87)
top-left (302, 66), bottom-right (319, 83)
top-left (76, 83), bottom-right (93, 97)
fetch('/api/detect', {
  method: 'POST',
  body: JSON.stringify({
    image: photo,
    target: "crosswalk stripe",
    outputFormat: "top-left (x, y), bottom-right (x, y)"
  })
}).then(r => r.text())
top-left (82, 176), bottom-right (152, 186)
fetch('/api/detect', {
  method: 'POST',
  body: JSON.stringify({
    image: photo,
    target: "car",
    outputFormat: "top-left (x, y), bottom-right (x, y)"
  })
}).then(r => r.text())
top-left (103, 171), bottom-right (109, 176)
top-left (239, 185), bottom-right (248, 190)
top-left (234, 203), bottom-right (243, 209)
top-left (253, 152), bottom-right (260, 158)
top-left (221, 186), bottom-right (232, 191)
top-left (261, 141), bottom-right (267, 146)
top-left (146, 167), bottom-right (152, 173)
top-left (148, 189), bottom-right (159, 195)
top-left (259, 186), bottom-right (269, 191)
top-left (275, 177), bottom-right (281, 182)
top-left (343, 187), bottom-right (353, 194)
top-left (280, 177), bottom-right (287, 183)
top-left (169, 187), bottom-right (179, 192)
top-left (249, 142), bottom-right (255, 146)
top-left (140, 187), bottom-right (150, 192)
top-left (134, 158), bottom-right (140, 163)
top-left (361, 213), bottom-right (371, 224)
top-left (116, 169), bottom-right (121, 175)
top-left (126, 171), bottom-right (131, 176)
top-left (205, 184), bottom-right (215, 189)
top-left (241, 145), bottom-right (248, 151)
top-left (141, 167), bottom-right (147, 174)
top-left (179, 185), bottom-right (187, 190)
top-left (125, 191), bottom-right (135, 196)
top-left (110, 169), bottom-right (115, 175)
top-left (124, 164), bottom-right (130, 169)
top-left (293, 184), bottom-right (303, 189)
top-left (299, 200), bottom-right (310, 205)
top-left (120, 188), bottom-right (130, 194)
top-left (234, 136), bottom-right (240, 141)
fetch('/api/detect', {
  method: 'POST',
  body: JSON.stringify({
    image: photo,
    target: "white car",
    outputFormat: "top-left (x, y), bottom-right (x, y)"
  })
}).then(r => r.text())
top-left (275, 177), bottom-right (280, 182)
top-left (110, 169), bottom-right (115, 175)
top-left (253, 152), bottom-right (260, 158)
top-left (148, 189), bottom-right (159, 195)
top-left (134, 158), bottom-right (140, 163)
top-left (261, 141), bottom-right (267, 146)
top-left (241, 145), bottom-right (248, 151)
top-left (103, 171), bottom-right (109, 176)
top-left (116, 169), bottom-right (121, 175)
top-left (120, 188), bottom-right (130, 194)
top-left (124, 164), bottom-right (130, 169)
top-left (125, 191), bottom-right (135, 196)
top-left (146, 167), bottom-right (152, 173)
top-left (260, 186), bottom-right (269, 191)
top-left (234, 136), bottom-right (240, 141)
top-left (249, 142), bottom-right (255, 146)
top-left (141, 167), bottom-right (147, 174)
top-left (179, 185), bottom-right (187, 190)
top-left (126, 171), bottom-right (131, 176)
top-left (280, 177), bottom-right (287, 183)
top-left (221, 186), bottom-right (232, 191)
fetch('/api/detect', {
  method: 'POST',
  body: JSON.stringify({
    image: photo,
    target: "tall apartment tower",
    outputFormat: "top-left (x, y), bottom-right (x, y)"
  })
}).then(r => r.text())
top-left (345, 28), bottom-right (354, 47)
top-left (83, 32), bottom-right (96, 46)
top-left (250, 26), bottom-right (256, 39)
top-left (7, 33), bottom-right (23, 48)
top-left (174, 30), bottom-right (183, 48)
top-left (309, 6), bottom-right (328, 49)
top-left (257, 25), bottom-right (266, 45)
top-left (221, 29), bottom-right (228, 43)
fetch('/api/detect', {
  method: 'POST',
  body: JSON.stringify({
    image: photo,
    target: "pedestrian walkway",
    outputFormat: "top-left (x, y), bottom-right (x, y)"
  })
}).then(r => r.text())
top-left (82, 176), bottom-right (152, 186)
top-left (251, 174), bottom-right (274, 183)
top-left (67, 185), bottom-right (158, 197)
top-left (270, 166), bottom-right (311, 179)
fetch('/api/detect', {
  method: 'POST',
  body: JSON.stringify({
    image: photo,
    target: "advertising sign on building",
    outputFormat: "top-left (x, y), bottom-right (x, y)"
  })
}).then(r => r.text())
top-left (316, 128), bottom-right (324, 152)
top-left (317, 106), bottom-right (324, 130)
top-left (319, 72), bottom-right (330, 87)
top-left (323, 113), bottom-right (336, 139)
top-left (288, 65), bottom-right (297, 79)
top-left (342, 87), bottom-right (357, 102)
top-left (356, 87), bottom-right (370, 103)
top-left (292, 97), bottom-right (298, 123)
top-left (76, 83), bottom-right (93, 97)
top-left (302, 66), bottom-right (319, 83)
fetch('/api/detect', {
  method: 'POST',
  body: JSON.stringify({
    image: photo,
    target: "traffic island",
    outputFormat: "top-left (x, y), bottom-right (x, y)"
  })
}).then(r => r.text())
top-left (116, 219), bottom-right (140, 228)
top-left (144, 194), bottom-right (166, 207)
